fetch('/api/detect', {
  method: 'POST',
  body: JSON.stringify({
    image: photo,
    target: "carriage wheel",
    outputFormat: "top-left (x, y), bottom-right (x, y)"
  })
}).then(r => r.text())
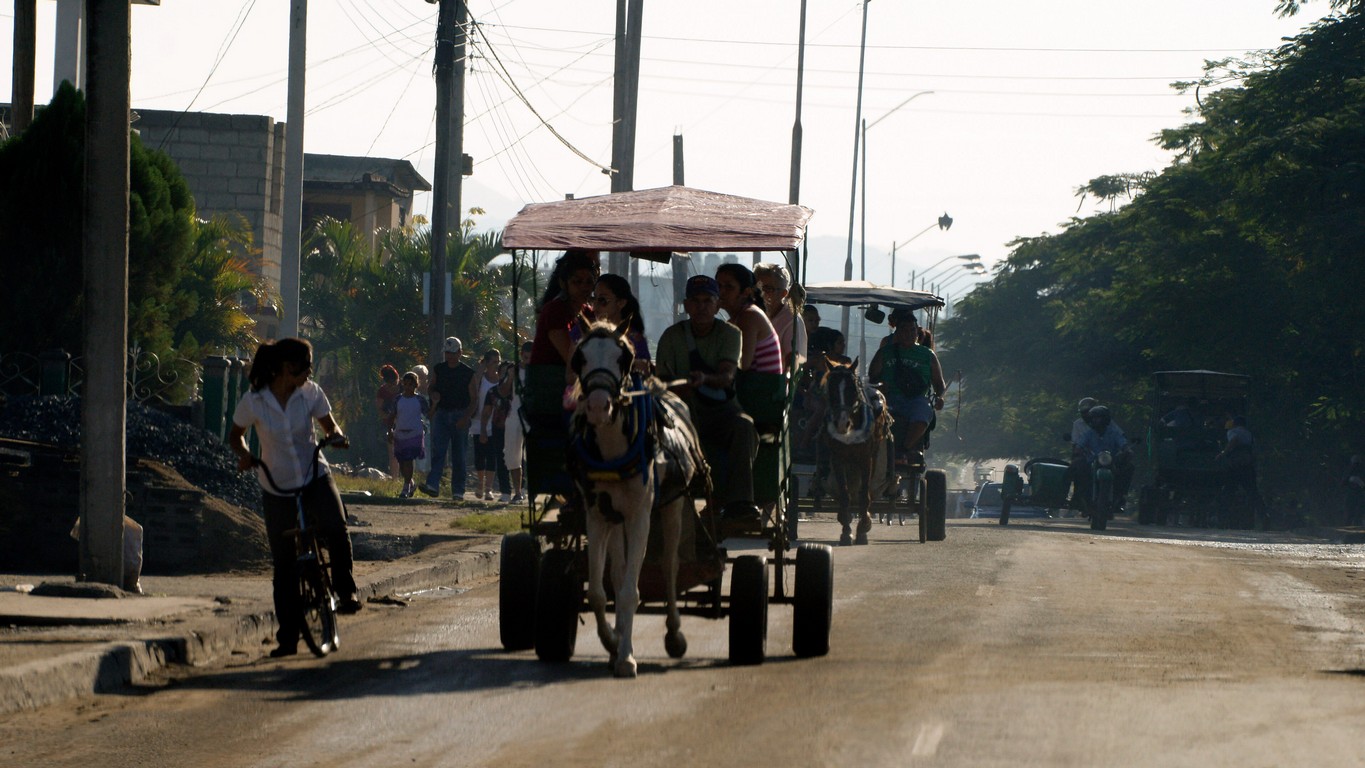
top-left (534, 549), bottom-right (583, 663)
top-left (499, 533), bottom-right (539, 651)
top-left (925, 470), bottom-right (947, 541)
top-left (792, 544), bottom-right (833, 658)
top-left (728, 555), bottom-right (768, 666)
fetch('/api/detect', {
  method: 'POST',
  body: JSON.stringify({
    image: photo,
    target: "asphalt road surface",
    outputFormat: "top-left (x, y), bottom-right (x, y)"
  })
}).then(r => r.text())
top-left (5, 515), bottom-right (1365, 767)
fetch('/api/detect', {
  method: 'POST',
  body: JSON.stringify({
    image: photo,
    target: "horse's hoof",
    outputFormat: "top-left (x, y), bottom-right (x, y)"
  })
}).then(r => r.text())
top-left (614, 657), bottom-right (638, 679)
top-left (855, 531), bottom-right (869, 545)
top-left (665, 631), bottom-right (688, 659)
top-left (839, 533), bottom-right (852, 546)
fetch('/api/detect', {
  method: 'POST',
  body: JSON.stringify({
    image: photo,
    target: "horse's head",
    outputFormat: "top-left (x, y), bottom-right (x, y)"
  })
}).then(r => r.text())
top-left (821, 357), bottom-right (863, 436)
top-left (570, 320), bottom-right (635, 427)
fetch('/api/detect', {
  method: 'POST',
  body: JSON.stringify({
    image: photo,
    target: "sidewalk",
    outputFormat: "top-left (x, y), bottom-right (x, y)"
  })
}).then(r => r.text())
top-left (0, 496), bottom-right (503, 717)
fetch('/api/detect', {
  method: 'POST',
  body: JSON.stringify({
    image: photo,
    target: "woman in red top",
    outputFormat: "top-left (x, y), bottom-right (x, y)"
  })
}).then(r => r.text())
top-left (529, 249), bottom-right (599, 369)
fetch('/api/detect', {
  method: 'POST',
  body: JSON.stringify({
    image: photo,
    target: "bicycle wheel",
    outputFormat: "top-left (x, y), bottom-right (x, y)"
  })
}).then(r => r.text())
top-left (299, 548), bottom-right (339, 657)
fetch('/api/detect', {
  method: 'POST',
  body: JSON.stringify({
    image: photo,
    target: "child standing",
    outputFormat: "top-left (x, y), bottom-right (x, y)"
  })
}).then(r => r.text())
top-left (386, 371), bottom-right (430, 498)
top-left (482, 360), bottom-right (515, 502)
top-left (472, 349), bottom-right (503, 500)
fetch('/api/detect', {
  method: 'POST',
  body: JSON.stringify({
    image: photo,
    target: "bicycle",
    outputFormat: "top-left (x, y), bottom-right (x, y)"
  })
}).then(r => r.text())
top-left (252, 435), bottom-right (348, 657)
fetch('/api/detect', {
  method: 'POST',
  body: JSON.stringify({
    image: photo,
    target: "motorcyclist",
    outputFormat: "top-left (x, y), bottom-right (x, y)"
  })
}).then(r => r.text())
top-left (1071, 405), bottom-right (1134, 514)
top-left (1064, 397), bottom-right (1098, 512)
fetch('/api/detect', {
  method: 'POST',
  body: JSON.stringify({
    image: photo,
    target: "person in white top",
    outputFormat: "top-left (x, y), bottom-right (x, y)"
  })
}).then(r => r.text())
top-left (499, 341), bottom-right (532, 503)
top-left (227, 338), bottom-right (361, 658)
top-left (385, 371), bottom-right (430, 498)
top-left (472, 348), bottom-right (503, 501)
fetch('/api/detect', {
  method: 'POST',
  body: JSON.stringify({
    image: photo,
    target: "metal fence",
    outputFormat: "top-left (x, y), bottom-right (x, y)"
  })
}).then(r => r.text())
top-left (0, 347), bottom-right (252, 442)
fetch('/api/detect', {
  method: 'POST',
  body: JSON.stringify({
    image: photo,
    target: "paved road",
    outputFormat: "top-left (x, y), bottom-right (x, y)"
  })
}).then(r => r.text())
top-left (4, 516), bottom-right (1365, 767)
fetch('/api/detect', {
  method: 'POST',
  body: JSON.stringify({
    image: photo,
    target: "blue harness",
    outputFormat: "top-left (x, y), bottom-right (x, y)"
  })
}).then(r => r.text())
top-left (571, 373), bottom-right (655, 487)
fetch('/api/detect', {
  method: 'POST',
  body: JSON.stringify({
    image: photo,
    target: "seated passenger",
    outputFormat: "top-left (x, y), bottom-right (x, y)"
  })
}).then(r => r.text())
top-left (715, 263), bottom-right (784, 374)
top-left (868, 308), bottom-right (946, 463)
top-left (655, 275), bottom-right (759, 521)
top-left (581, 273), bottom-right (651, 375)
top-left (529, 249), bottom-right (599, 371)
top-left (753, 262), bottom-right (807, 370)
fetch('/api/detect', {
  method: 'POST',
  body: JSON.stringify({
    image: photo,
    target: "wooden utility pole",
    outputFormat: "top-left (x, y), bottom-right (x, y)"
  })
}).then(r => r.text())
top-left (790, 0), bottom-right (808, 285)
top-left (428, 0), bottom-right (467, 362)
top-left (81, 0), bottom-right (131, 587)
top-left (279, 0), bottom-right (307, 339)
top-left (11, 0), bottom-right (37, 134)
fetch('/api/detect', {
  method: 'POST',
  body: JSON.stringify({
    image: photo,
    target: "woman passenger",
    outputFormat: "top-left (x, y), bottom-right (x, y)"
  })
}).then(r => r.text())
top-left (715, 263), bottom-right (784, 374)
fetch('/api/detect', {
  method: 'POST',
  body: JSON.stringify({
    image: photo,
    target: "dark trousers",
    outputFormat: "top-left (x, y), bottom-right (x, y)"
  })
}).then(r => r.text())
top-left (262, 474), bottom-right (357, 646)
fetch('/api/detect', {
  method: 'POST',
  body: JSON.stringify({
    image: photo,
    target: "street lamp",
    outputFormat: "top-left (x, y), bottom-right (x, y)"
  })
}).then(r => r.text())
top-left (937, 266), bottom-right (986, 294)
top-left (913, 254), bottom-right (980, 290)
top-left (891, 213), bottom-right (951, 288)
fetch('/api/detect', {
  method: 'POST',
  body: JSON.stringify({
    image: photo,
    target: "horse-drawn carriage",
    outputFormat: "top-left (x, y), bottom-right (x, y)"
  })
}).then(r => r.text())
top-left (495, 185), bottom-right (833, 676)
top-left (801, 281), bottom-right (949, 544)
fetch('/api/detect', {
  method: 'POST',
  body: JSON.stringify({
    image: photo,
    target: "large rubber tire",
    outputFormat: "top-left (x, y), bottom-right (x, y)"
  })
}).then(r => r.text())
top-left (1091, 474), bottom-right (1112, 532)
top-left (1137, 487), bottom-right (1158, 525)
top-left (499, 533), bottom-right (539, 651)
top-left (925, 470), bottom-right (948, 541)
top-left (728, 555), bottom-right (769, 666)
top-left (915, 477), bottom-right (928, 543)
top-left (299, 565), bottom-right (338, 658)
top-left (793, 544), bottom-right (834, 658)
top-left (534, 549), bottom-right (583, 663)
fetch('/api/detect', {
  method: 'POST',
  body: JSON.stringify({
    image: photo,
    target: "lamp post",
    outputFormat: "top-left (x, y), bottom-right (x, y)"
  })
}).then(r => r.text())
top-left (912, 254), bottom-right (980, 291)
top-left (856, 90), bottom-right (933, 362)
top-left (891, 212), bottom-right (951, 287)
top-left (937, 266), bottom-right (985, 295)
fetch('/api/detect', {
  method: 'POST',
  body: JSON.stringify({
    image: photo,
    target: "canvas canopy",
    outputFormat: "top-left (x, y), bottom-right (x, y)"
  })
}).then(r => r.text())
top-left (803, 280), bottom-right (944, 311)
top-left (501, 185), bottom-right (814, 262)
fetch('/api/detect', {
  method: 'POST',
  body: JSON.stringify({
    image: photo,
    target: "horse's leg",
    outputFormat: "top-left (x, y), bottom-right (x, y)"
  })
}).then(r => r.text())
top-left (584, 510), bottom-right (619, 660)
top-left (613, 488), bottom-right (652, 678)
top-left (855, 446), bottom-right (874, 545)
top-left (833, 455), bottom-right (853, 546)
top-left (659, 498), bottom-right (687, 659)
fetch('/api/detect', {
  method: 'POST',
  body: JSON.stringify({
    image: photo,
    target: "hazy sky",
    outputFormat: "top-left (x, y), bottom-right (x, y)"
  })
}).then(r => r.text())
top-left (1, 1), bottom-right (1335, 294)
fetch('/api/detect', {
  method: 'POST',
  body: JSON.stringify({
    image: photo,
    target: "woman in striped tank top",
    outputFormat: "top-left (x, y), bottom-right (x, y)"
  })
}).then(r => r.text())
top-left (716, 263), bottom-right (784, 374)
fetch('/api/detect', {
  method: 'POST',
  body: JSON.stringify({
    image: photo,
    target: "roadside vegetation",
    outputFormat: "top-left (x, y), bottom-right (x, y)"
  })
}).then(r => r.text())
top-left (938, 4), bottom-right (1365, 520)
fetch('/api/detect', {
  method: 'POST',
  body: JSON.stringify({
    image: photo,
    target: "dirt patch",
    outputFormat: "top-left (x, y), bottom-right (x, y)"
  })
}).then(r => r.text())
top-left (134, 459), bottom-right (269, 575)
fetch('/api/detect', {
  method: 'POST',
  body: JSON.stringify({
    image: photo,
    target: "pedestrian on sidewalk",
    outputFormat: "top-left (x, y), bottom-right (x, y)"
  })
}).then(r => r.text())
top-left (481, 359), bottom-right (514, 502)
top-left (386, 371), bottom-right (430, 498)
top-left (501, 341), bottom-right (532, 503)
top-left (472, 348), bottom-right (504, 501)
top-left (420, 337), bottom-right (477, 499)
top-left (228, 337), bottom-right (362, 659)
top-left (375, 364), bottom-right (401, 477)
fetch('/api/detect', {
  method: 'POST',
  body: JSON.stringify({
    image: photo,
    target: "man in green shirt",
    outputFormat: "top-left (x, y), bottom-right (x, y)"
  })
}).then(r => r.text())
top-left (656, 275), bottom-right (759, 520)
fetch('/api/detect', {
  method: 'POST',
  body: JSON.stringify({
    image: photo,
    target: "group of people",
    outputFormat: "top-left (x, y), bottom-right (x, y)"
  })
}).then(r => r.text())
top-left (524, 249), bottom-right (807, 521)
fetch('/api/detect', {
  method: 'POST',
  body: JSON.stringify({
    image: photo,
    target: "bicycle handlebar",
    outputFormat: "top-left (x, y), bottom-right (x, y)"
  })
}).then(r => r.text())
top-left (251, 435), bottom-right (348, 496)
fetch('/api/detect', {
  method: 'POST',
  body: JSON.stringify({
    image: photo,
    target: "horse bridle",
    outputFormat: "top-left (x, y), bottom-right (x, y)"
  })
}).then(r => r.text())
top-left (827, 367), bottom-right (866, 429)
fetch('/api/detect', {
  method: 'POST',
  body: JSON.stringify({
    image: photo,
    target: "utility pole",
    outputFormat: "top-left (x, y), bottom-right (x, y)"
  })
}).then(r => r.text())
top-left (279, 0), bottom-right (307, 339)
top-left (610, 0), bottom-right (642, 281)
top-left (428, 0), bottom-right (467, 363)
top-left (11, 0), bottom-right (36, 134)
top-left (841, 0), bottom-right (870, 340)
top-left (81, 0), bottom-right (130, 588)
top-left (789, 0), bottom-right (807, 284)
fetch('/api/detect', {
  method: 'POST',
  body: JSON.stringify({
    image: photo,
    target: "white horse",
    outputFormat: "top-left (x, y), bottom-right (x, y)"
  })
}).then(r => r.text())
top-left (569, 321), bottom-right (709, 678)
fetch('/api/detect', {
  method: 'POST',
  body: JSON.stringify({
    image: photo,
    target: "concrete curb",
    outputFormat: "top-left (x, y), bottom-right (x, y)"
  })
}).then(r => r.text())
top-left (0, 546), bottom-right (501, 717)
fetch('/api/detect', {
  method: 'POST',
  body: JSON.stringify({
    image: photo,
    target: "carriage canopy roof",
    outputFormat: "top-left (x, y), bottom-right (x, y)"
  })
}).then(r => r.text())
top-left (803, 280), bottom-right (944, 311)
top-left (501, 185), bottom-right (814, 262)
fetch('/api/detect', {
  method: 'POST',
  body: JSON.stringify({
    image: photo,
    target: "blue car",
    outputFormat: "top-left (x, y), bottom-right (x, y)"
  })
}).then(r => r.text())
top-left (969, 482), bottom-right (1051, 520)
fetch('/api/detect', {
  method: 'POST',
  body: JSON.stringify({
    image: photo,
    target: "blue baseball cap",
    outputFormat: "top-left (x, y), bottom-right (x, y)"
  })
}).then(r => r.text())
top-left (686, 275), bottom-right (720, 298)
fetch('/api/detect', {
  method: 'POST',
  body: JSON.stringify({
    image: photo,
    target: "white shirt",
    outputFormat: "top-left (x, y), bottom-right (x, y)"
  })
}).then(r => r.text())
top-left (232, 380), bottom-right (332, 496)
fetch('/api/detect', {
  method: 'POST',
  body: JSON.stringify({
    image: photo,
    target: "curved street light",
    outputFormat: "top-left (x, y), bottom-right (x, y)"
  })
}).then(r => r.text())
top-left (937, 266), bottom-right (986, 294)
top-left (916, 255), bottom-right (981, 290)
top-left (891, 212), bottom-right (951, 288)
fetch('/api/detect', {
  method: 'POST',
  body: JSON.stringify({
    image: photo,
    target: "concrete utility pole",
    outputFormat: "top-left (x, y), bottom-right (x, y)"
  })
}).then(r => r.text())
top-left (279, 0), bottom-right (307, 339)
top-left (789, 0), bottom-right (808, 285)
top-left (427, 0), bottom-right (468, 363)
top-left (609, 0), bottom-right (642, 281)
top-left (11, 0), bottom-right (37, 134)
top-left (841, 0), bottom-right (870, 339)
top-left (80, 0), bottom-right (131, 587)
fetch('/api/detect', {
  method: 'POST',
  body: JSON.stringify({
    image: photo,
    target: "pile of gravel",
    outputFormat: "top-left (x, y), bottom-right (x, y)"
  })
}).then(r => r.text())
top-left (0, 395), bottom-right (261, 513)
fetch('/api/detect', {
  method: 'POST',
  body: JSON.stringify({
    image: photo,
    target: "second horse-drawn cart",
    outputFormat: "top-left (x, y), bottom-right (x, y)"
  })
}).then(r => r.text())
top-left (496, 185), bottom-right (833, 670)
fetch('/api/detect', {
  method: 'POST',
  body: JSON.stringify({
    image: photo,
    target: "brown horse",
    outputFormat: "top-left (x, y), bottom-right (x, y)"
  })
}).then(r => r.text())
top-left (818, 358), bottom-right (893, 545)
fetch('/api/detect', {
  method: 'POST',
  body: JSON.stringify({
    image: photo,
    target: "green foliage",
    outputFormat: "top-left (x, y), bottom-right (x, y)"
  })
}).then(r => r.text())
top-left (940, 8), bottom-right (1365, 511)
top-left (300, 210), bottom-right (508, 468)
top-left (0, 83), bottom-right (257, 365)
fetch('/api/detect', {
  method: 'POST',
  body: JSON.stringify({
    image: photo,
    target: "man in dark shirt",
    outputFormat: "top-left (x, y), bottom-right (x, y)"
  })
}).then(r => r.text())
top-left (420, 336), bottom-right (477, 498)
